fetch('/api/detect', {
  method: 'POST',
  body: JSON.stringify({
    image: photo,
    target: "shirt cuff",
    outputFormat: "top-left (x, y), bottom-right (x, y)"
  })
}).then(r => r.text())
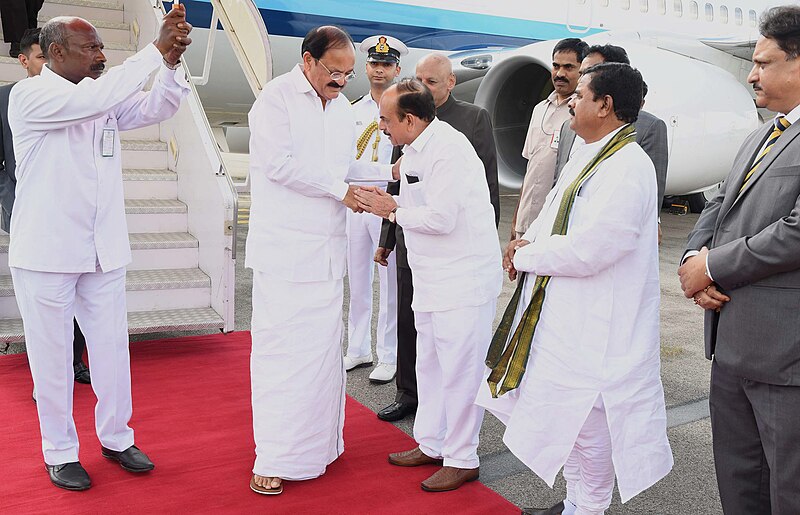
top-left (705, 253), bottom-right (714, 281)
top-left (394, 207), bottom-right (407, 226)
top-left (332, 181), bottom-right (349, 201)
top-left (680, 250), bottom-right (714, 281)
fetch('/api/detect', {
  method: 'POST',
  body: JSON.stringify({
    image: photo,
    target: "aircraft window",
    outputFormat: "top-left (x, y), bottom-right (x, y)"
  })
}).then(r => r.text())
top-left (689, 1), bottom-right (698, 19)
top-left (658, 0), bottom-right (667, 14)
top-left (735, 7), bottom-right (743, 25)
top-left (620, 0), bottom-right (631, 10)
top-left (640, 0), bottom-right (648, 13)
top-left (705, 3), bottom-right (713, 21)
top-left (720, 5), bottom-right (728, 23)
top-left (673, 0), bottom-right (683, 17)
top-left (749, 9), bottom-right (757, 27)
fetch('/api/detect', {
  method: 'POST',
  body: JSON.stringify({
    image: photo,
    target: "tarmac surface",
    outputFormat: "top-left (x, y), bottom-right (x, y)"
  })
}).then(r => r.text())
top-left (5, 192), bottom-right (719, 513)
top-left (233, 193), bottom-right (720, 514)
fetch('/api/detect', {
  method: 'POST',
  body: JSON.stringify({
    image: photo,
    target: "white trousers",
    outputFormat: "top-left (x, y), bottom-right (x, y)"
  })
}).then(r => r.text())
top-left (413, 299), bottom-right (496, 469)
top-left (563, 397), bottom-right (615, 515)
top-left (11, 266), bottom-right (134, 465)
top-left (345, 210), bottom-right (397, 364)
top-left (250, 272), bottom-right (346, 480)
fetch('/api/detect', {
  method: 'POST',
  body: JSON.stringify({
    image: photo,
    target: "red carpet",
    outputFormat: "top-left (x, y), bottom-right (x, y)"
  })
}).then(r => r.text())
top-left (0, 332), bottom-right (519, 514)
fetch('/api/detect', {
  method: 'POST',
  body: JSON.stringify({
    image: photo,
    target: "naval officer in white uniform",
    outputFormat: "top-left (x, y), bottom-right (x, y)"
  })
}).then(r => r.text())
top-left (343, 35), bottom-right (408, 384)
top-left (7, 10), bottom-right (191, 490)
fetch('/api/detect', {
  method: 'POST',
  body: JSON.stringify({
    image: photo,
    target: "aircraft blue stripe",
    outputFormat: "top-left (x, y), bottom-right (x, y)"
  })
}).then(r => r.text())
top-left (174, 0), bottom-right (602, 51)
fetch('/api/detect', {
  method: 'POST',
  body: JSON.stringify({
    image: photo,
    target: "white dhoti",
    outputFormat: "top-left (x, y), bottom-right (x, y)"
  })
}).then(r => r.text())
top-left (345, 210), bottom-right (397, 364)
top-left (413, 299), bottom-right (496, 469)
top-left (11, 265), bottom-right (134, 465)
top-left (250, 271), bottom-right (346, 480)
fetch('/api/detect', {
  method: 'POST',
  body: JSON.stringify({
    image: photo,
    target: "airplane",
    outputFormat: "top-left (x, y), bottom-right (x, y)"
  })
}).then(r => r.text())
top-left (175, 0), bottom-right (778, 207)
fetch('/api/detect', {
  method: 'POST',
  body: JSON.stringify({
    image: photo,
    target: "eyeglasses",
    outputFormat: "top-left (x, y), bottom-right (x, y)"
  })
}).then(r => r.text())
top-left (316, 59), bottom-right (356, 82)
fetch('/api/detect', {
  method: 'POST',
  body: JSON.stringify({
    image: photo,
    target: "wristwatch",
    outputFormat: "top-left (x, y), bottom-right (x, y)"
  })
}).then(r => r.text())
top-left (388, 207), bottom-right (397, 223)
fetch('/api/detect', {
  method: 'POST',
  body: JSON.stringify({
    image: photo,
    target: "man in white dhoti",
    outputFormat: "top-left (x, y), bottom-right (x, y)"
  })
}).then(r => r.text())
top-left (355, 78), bottom-right (502, 492)
top-left (246, 26), bottom-right (394, 496)
top-left (342, 34), bottom-right (408, 384)
top-left (7, 11), bottom-right (191, 490)
top-left (476, 63), bottom-right (673, 515)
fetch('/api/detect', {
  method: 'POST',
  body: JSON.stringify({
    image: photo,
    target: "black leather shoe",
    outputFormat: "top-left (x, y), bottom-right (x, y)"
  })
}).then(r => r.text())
top-left (73, 362), bottom-right (91, 384)
top-left (46, 462), bottom-right (91, 491)
top-left (521, 501), bottom-right (564, 515)
top-left (9, 42), bottom-right (21, 58)
top-left (101, 445), bottom-right (154, 472)
top-left (377, 401), bottom-right (417, 422)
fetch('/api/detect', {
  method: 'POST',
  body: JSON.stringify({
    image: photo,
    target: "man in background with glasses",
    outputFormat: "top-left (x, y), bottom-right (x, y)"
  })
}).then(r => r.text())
top-left (246, 25), bottom-right (393, 496)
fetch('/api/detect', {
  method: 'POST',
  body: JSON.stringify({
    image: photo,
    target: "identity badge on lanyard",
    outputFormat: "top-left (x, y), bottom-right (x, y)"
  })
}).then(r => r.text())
top-left (550, 131), bottom-right (560, 150)
top-left (102, 120), bottom-right (115, 158)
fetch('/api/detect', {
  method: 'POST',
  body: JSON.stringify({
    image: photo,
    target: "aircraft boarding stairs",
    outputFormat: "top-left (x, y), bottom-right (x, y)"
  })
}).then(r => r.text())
top-left (0, 0), bottom-right (237, 345)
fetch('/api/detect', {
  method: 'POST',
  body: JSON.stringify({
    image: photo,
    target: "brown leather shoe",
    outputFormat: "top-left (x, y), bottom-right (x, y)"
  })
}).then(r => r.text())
top-left (421, 466), bottom-right (479, 492)
top-left (388, 447), bottom-right (443, 467)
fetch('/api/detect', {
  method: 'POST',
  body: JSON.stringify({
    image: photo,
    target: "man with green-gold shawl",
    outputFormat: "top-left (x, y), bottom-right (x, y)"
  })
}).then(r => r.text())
top-left (475, 63), bottom-right (673, 515)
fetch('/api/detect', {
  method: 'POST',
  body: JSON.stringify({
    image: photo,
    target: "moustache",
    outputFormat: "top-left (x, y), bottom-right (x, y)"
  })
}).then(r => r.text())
top-left (554, 78), bottom-right (568, 83)
top-left (327, 81), bottom-right (343, 89)
top-left (91, 64), bottom-right (105, 72)
top-left (569, 107), bottom-right (575, 116)
top-left (752, 83), bottom-right (762, 92)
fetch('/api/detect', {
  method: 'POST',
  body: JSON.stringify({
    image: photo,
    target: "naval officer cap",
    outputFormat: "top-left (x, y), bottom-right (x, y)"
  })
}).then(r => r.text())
top-left (360, 35), bottom-right (409, 64)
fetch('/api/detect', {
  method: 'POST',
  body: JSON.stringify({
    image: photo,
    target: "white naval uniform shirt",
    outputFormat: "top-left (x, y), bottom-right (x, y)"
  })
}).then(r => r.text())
top-left (395, 118), bottom-right (502, 312)
top-left (7, 44), bottom-right (189, 273)
top-left (245, 65), bottom-right (392, 282)
top-left (352, 93), bottom-right (394, 181)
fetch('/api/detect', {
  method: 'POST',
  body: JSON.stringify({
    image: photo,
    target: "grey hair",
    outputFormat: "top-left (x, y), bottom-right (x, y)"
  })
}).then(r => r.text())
top-left (760, 5), bottom-right (800, 60)
top-left (39, 16), bottom-right (84, 59)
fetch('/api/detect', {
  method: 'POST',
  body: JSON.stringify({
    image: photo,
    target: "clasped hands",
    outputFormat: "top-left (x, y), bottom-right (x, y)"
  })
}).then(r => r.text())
top-left (154, 3), bottom-right (193, 65)
top-left (504, 238), bottom-right (530, 281)
top-left (343, 185), bottom-right (397, 217)
top-left (677, 246), bottom-right (730, 312)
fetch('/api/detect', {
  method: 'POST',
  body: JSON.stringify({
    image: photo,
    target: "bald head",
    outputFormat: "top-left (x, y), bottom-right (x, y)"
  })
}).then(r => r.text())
top-left (415, 53), bottom-right (455, 108)
top-left (41, 16), bottom-right (106, 83)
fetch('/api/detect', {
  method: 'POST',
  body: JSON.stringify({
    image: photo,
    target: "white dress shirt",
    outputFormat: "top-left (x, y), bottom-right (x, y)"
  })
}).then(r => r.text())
top-left (7, 44), bottom-right (189, 273)
top-left (245, 65), bottom-right (391, 282)
top-left (395, 117), bottom-right (502, 312)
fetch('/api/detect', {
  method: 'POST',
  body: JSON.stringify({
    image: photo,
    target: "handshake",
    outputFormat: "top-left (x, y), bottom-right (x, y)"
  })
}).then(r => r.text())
top-left (154, 3), bottom-right (193, 66)
top-left (343, 185), bottom-right (398, 217)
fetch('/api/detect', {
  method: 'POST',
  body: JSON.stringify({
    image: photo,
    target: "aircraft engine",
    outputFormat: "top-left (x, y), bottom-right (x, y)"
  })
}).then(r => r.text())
top-left (472, 39), bottom-right (759, 195)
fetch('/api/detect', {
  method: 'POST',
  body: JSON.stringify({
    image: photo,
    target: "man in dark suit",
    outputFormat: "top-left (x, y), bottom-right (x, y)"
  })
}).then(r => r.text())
top-left (554, 44), bottom-right (668, 242)
top-left (1, 29), bottom-right (90, 386)
top-left (678, 6), bottom-right (800, 513)
top-left (0, 0), bottom-right (43, 57)
top-left (374, 53), bottom-right (499, 422)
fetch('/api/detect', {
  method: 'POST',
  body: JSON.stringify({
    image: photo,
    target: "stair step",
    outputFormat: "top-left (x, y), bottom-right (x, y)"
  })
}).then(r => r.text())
top-left (38, 14), bottom-right (131, 44)
top-left (0, 268), bottom-right (208, 296)
top-left (0, 232), bottom-right (199, 273)
top-left (40, 0), bottom-right (125, 23)
top-left (123, 169), bottom-right (177, 199)
top-left (129, 232), bottom-right (197, 250)
top-left (0, 307), bottom-right (224, 343)
top-left (125, 199), bottom-right (187, 232)
top-left (125, 199), bottom-right (186, 214)
top-left (0, 268), bottom-right (211, 317)
top-left (122, 140), bottom-right (168, 169)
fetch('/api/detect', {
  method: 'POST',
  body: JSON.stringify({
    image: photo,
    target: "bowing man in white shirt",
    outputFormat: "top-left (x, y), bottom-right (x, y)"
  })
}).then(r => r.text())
top-left (7, 11), bottom-right (192, 491)
top-left (246, 26), bottom-right (395, 497)
top-left (355, 79), bottom-right (502, 493)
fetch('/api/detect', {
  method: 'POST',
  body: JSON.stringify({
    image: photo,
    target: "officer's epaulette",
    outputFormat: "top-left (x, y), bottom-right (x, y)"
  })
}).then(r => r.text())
top-left (350, 95), bottom-right (366, 105)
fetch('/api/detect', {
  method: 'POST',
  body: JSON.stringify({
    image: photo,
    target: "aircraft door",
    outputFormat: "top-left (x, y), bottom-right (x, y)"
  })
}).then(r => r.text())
top-left (566, 0), bottom-right (593, 34)
top-left (209, 0), bottom-right (273, 96)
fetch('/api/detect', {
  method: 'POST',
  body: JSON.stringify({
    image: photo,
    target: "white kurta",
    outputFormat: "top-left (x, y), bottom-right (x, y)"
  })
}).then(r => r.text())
top-left (8, 44), bottom-right (188, 272)
top-left (395, 118), bottom-right (502, 467)
top-left (6, 43), bottom-right (189, 465)
top-left (476, 126), bottom-right (673, 503)
top-left (345, 93), bottom-right (397, 364)
top-left (246, 65), bottom-right (388, 479)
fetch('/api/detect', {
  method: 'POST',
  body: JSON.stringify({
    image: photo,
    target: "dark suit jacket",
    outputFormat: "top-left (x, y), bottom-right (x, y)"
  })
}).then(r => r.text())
top-left (0, 83), bottom-right (17, 232)
top-left (555, 110), bottom-right (669, 209)
top-left (686, 118), bottom-right (800, 385)
top-left (379, 95), bottom-right (500, 268)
